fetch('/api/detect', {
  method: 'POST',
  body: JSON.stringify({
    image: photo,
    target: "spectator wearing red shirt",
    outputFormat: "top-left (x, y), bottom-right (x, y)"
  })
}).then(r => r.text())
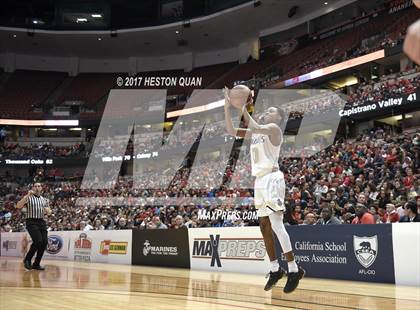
top-left (342, 172), bottom-right (353, 187)
top-left (291, 187), bottom-right (301, 201)
top-left (352, 203), bottom-right (375, 224)
top-left (385, 148), bottom-right (398, 164)
top-left (403, 168), bottom-right (415, 188)
top-left (357, 158), bottom-right (365, 169)
top-left (382, 203), bottom-right (400, 223)
top-left (334, 164), bottom-right (343, 176)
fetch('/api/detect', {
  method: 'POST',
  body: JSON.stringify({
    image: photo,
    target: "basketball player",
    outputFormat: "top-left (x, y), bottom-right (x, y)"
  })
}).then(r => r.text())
top-left (16, 182), bottom-right (51, 270)
top-left (224, 85), bottom-right (305, 293)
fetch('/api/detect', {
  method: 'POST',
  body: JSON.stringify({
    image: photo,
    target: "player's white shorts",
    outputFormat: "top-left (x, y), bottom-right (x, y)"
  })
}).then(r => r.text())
top-left (254, 170), bottom-right (286, 217)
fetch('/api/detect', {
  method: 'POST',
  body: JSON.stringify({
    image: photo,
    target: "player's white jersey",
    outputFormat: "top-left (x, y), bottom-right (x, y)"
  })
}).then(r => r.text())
top-left (250, 133), bottom-right (281, 177)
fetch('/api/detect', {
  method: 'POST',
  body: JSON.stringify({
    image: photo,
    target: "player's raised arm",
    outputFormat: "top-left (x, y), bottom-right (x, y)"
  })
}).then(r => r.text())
top-left (223, 86), bottom-right (251, 139)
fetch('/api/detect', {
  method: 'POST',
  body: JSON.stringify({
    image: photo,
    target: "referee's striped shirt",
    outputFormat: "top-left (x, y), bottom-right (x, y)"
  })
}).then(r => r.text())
top-left (26, 195), bottom-right (49, 219)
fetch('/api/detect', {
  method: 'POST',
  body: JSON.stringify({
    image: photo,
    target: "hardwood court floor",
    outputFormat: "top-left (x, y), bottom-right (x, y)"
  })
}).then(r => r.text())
top-left (0, 257), bottom-right (419, 310)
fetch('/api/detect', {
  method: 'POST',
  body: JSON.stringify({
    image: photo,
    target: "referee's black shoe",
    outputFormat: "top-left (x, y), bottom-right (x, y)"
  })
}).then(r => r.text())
top-left (23, 259), bottom-right (32, 270)
top-left (264, 268), bottom-right (285, 291)
top-left (32, 265), bottom-right (45, 271)
top-left (283, 266), bottom-right (305, 294)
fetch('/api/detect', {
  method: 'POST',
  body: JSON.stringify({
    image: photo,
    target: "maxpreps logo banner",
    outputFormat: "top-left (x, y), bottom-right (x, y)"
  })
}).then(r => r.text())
top-left (189, 227), bottom-right (269, 274)
top-left (276, 225), bottom-right (394, 283)
top-left (132, 229), bottom-right (190, 268)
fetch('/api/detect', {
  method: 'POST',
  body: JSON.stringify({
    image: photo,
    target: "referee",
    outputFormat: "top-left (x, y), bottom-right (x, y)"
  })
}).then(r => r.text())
top-left (16, 182), bottom-right (51, 270)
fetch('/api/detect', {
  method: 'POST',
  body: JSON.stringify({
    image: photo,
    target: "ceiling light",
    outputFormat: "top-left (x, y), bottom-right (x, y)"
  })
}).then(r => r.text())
top-left (31, 18), bottom-right (44, 25)
top-left (175, 30), bottom-right (179, 34)
top-left (98, 37), bottom-right (102, 41)
top-left (324, 2), bottom-right (328, 5)
top-left (13, 34), bottom-right (17, 38)
top-left (91, 14), bottom-right (102, 18)
top-left (77, 18), bottom-right (88, 23)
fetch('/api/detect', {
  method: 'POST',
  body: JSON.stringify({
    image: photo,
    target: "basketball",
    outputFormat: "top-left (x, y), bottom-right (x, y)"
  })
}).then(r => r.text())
top-left (229, 85), bottom-right (252, 109)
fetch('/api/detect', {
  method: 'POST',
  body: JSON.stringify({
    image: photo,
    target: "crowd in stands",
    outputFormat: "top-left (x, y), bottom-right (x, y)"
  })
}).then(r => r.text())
top-left (0, 142), bottom-right (88, 160)
top-left (295, 32), bottom-right (406, 80)
top-left (347, 67), bottom-right (420, 107)
top-left (90, 120), bottom-right (226, 159)
top-left (279, 67), bottom-right (420, 120)
top-left (283, 128), bottom-right (420, 225)
top-left (1, 126), bottom-right (419, 232)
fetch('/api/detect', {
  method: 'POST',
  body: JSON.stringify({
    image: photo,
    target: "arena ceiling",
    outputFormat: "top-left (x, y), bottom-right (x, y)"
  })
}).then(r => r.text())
top-left (0, 0), bottom-right (357, 58)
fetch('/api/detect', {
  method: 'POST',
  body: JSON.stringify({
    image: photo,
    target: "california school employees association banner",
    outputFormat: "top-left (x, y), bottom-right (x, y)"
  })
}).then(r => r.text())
top-left (277, 224), bottom-right (395, 283)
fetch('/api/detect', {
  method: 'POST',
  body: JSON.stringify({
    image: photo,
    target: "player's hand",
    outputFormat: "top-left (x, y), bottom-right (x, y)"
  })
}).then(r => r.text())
top-left (403, 20), bottom-right (420, 65)
top-left (223, 86), bottom-right (231, 107)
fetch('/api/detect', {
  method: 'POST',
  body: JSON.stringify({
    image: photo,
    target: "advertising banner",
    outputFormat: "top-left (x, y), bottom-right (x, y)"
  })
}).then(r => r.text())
top-left (69, 230), bottom-right (132, 265)
top-left (277, 224), bottom-right (395, 283)
top-left (93, 230), bottom-right (132, 265)
top-left (44, 231), bottom-right (70, 260)
top-left (132, 229), bottom-right (190, 268)
top-left (0, 230), bottom-right (131, 265)
top-left (0, 232), bottom-right (30, 258)
top-left (3, 224), bottom-right (417, 286)
top-left (189, 227), bottom-right (269, 274)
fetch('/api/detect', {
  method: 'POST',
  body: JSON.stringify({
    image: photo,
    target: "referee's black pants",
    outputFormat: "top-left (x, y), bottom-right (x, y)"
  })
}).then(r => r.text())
top-left (24, 218), bottom-right (48, 266)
